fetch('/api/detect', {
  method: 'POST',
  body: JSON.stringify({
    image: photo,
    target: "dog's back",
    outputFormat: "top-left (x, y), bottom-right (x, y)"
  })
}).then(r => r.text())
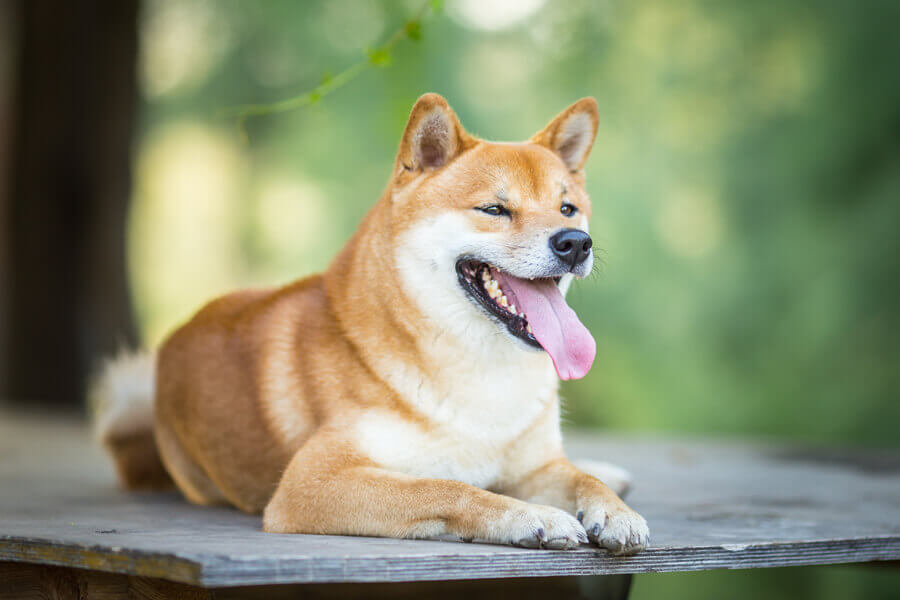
top-left (95, 281), bottom-right (331, 511)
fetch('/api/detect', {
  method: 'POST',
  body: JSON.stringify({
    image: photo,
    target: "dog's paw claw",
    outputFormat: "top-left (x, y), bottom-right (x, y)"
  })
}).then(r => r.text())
top-left (579, 505), bottom-right (648, 555)
top-left (502, 504), bottom-right (586, 551)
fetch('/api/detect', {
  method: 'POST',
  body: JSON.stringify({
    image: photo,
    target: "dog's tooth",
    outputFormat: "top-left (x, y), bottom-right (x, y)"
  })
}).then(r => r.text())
top-left (499, 296), bottom-right (508, 307)
top-left (526, 323), bottom-right (533, 334)
top-left (509, 304), bottom-right (516, 314)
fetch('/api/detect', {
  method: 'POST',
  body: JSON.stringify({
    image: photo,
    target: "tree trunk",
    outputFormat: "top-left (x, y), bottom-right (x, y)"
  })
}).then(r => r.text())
top-left (1, 0), bottom-right (140, 409)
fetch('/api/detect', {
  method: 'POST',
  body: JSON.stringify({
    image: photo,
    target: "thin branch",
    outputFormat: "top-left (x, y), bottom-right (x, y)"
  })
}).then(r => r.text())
top-left (219, 0), bottom-right (441, 140)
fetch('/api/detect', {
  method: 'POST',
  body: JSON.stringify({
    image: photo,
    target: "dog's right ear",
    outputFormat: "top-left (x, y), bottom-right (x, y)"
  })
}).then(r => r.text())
top-left (396, 93), bottom-right (473, 174)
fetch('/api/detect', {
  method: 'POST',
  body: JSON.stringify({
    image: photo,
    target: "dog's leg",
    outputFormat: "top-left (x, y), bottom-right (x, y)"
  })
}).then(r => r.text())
top-left (571, 459), bottom-right (633, 498)
top-left (502, 457), bottom-right (649, 555)
top-left (262, 434), bottom-right (587, 549)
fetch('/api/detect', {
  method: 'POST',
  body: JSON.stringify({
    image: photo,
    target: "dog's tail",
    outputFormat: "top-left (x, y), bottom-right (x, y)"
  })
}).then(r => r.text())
top-left (90, 350), bottom-right (173, 490)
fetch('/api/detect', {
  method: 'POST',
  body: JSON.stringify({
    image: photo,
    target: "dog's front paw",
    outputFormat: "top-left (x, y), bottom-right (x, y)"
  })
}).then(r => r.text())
top-left (492, 503), bottom-right (588, 550)
top-left (577, 504), bottom-right (649, 555)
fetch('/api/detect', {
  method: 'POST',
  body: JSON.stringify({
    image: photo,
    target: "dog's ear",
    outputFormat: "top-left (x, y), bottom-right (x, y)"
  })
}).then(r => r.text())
top-left (531, 98), bottom-right (599, 172)
top-left (397, 93), bottom-right (473, 173)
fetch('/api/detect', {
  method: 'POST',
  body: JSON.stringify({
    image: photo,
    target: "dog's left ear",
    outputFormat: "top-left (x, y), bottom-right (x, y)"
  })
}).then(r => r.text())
top-left (531, 98), bottom-right (599, 172)
top-left (397, 93), bottom-right (473, 173)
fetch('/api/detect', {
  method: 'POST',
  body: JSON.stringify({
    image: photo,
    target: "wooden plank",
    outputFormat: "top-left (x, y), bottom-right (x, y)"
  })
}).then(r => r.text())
top-left (0, 408), bottom-right (898, 587)
top-left (0, 562), bottom-right (212, 600)
top-left (0, 563), bottom-right (628, 600)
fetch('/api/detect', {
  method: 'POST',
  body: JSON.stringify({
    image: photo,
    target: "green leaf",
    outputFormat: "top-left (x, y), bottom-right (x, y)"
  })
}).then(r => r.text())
top-left (429, 0), bottom-right (443, 12)
top-left (366, 48), bottom-right (392, 67)
top-left (405, 20), bottom-right (422, 41)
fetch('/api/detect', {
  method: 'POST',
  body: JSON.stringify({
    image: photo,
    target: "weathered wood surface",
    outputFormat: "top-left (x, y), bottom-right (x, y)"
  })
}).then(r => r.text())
top-left (0, 409), bottom-right (898, 587)
top-left (0, 562), bottom-right (629, 600)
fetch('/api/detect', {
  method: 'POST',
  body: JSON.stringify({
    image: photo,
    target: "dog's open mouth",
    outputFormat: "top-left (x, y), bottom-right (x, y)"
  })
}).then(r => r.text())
top-left (456, 259), bottom-right (596, 380)
top-left (456, 259), bottom-right (541, 348)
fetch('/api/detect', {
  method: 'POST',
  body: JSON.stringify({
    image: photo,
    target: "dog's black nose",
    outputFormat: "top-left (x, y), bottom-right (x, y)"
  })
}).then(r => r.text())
top-left (549, 229), bottom-right (592, 268)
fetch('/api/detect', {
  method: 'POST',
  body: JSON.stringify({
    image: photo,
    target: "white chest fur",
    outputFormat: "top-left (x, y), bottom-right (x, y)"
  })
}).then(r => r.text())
top-left (355, 411), bottom-right (503, 488)
top-left (358, 211), bottom-right (567, 486)
top-left (356, 347), bottom-right (559, 488)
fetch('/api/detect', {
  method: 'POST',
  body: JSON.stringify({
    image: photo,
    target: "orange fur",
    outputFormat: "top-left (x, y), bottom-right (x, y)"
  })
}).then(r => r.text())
top-left (100, 94), bottom-right (649, 553)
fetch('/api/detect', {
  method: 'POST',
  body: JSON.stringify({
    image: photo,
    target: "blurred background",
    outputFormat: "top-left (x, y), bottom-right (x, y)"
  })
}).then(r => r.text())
top-left (0, 0), bottom-right (897, 598)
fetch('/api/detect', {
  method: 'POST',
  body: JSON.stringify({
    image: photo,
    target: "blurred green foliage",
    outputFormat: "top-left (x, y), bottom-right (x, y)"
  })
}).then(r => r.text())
top-left (129, 0), bottom-right (898, 596)
top-left (630, 564), bottom-right (900, 600)
top-left (131, 0), bottom-right (899, 446)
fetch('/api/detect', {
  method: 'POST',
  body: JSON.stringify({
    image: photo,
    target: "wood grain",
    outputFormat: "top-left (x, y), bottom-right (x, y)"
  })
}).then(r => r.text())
top-left (0, 409), bottom-right (897, 587)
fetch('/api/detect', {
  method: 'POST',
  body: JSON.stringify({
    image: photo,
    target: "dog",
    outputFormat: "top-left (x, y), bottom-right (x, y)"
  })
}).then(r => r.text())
top-left (93, 94), bottom-right (649, 554)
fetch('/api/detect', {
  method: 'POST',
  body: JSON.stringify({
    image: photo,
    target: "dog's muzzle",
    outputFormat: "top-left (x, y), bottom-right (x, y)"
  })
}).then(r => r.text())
top-left (549, 229), bottom-right (592, 270)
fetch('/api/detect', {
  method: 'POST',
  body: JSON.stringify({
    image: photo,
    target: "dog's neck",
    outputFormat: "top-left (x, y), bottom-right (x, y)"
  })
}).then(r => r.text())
top-left (324, 196), bottom-right (425, 369)
top-left (324, 196), bottom-right (559, 434)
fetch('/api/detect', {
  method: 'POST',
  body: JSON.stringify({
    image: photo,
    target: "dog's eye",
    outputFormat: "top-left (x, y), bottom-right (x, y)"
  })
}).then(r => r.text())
top-left (477, 205), bottom-right (509, 217)
top-left (560, 202), bottom-right (577, 217)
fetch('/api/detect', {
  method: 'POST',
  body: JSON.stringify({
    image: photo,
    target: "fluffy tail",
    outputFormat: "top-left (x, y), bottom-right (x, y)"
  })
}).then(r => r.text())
top-left (90, 350), bottom-right (173, 490)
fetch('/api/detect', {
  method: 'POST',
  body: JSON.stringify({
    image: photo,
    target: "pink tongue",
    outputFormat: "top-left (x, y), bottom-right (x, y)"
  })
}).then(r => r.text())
top-left (496, 272), bottom-right (596, 380)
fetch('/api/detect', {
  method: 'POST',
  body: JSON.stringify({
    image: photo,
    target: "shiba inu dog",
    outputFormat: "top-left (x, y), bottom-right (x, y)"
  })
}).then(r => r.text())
top-left (93, 94), bottom-right (649, 554)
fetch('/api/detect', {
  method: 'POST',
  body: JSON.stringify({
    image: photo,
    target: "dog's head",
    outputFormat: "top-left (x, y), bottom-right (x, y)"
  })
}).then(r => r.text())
top-left (390, 94), bottom-right (599, 380)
